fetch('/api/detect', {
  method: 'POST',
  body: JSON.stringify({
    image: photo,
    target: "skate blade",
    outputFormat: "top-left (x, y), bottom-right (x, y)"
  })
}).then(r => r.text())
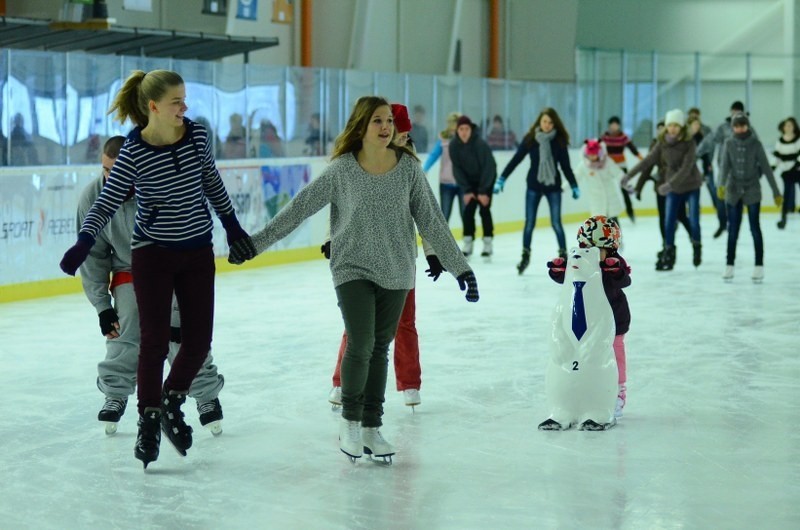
top-left (364, 447), bottom-right (395, 466)
top-left (330, 403), bottom-right (342, 412)
top-left (340, 449), bottom-right (362, 464)
top-left (205, 421), bottom-right (223, 436)
top-left (103, 421), bottom-right (119, 435)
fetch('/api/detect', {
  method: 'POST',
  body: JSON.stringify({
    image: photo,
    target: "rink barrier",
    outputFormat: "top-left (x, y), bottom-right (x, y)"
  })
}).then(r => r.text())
top-left (0, 147), bottom-right (776, 304)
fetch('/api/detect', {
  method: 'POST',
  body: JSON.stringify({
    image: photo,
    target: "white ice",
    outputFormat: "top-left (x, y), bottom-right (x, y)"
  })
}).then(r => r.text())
top-left (0, 213), bottom-right (798, 530)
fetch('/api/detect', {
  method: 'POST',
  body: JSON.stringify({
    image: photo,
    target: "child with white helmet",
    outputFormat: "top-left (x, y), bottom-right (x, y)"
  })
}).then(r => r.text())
top-left (546, 215), bottom-right (631, 418)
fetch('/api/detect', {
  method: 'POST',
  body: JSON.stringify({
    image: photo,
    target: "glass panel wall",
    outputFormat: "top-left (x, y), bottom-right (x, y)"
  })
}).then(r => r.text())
top-left (0, 46), bottom-right (796, 167)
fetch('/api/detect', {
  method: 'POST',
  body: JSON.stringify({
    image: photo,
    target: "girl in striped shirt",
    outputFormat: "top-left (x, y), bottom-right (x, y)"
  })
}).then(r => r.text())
top-left (60, 69), bottom-right (249, 468)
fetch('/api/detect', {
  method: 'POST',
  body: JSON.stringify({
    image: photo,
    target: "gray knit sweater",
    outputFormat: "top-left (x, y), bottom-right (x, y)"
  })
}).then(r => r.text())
top-left (250, 152), bottom-right (472, 290)
top-left (719, 132), bottom-right (780, 205)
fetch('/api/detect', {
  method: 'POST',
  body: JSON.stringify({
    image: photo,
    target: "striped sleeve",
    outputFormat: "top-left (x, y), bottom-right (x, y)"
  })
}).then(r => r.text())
top-left (79, 149), bottom-right (136, 238)
top-left (197, 126), bottom-right (234, 218)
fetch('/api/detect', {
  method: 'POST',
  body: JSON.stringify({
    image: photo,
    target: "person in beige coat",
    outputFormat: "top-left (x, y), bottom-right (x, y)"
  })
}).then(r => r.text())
top-left (625, 109), bottom-right (703, 271)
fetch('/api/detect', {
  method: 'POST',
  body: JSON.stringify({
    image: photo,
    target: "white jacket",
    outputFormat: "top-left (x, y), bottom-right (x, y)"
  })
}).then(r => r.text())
top-left (575, 157), bottom-right (626, 217)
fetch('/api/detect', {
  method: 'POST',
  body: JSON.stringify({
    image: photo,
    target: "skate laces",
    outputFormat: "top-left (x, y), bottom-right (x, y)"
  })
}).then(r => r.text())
top-left (101, 398), bottom-right (127, 413)
top-left (346, 421), bottom-right (361, 442)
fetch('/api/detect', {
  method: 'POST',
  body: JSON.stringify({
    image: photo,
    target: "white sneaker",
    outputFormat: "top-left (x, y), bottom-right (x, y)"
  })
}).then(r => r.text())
top-left (328, 386), bottom-right (342, 406)
top-left (722, 265), bottom-right (734, 281)
top-left (339, 418), bottom-right (362, 459)
top-left (752, 266), bottom-right (764, 283)
top-left (362, 427), bottom-right (395, 459)
top-left (403, 389), bottom-right (421, 407)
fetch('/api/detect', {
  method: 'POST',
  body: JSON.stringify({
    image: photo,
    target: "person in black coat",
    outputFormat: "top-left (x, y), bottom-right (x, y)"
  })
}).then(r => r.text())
top-left (494, 107), bottom-right (579, 274)
top-left (449, 115), bottom-right (497, 257)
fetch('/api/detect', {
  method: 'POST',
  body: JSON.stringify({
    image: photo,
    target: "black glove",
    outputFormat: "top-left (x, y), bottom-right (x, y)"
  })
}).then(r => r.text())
top-left (228, 236), bottom-right (258, 265)
top-left (98, 308), bottom-right (119, 336)
top-left (425, 255), bottom-right (445, 281)
top-left (321, 241), bottom-right (331, 260)
top-left (59, 233), bottom-right (95, 276)
top-left (457, 271), bottom-right (479, 302)
top-left (220, 213), bottom-right (249, 247)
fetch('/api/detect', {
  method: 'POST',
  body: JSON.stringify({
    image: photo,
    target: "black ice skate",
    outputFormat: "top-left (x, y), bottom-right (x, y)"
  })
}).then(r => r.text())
top-left (517, 249), bottom-right (531, 275)
top-left (161, 389), bottom-right (193, 456)
top-left (98, 397), bottom-right (127, 435)
top-left (197, 398), bottom-right (223, 436)
top-left (134, 408), bottom-right (161, 469)
top-left (579, 418), bottom-right (616, 431)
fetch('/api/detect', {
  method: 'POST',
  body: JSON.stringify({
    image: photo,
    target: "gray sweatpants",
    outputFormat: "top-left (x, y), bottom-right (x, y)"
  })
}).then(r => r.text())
top-left (336, 280), bottom-right (408, 428)
top-left (96, 282), bottom-right (224, 403)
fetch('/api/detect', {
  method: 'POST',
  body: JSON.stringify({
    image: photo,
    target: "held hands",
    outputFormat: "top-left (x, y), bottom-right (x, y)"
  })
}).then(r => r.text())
top-left (657, 182), bottom-right (672, 196)
top-left (493, 177), bottom-right (506, 194)
top-left (457, 271), bottom-right (480, 302)
top-left (228, 236), bottom-right (258, 265)
top-left (98, 308), bottom-right (120, 339)
top-left (477, 194), bottom-right (491, 207)
top-left (425, 255), bottom-right (446, 281)
top-left (717, 186), bottom-right (726, 201)
top-left (59, 233), bottom-right (95, 276)
top-left (220, 213), bottom-right (249, 247)
top-left (571, 187), bottom-right (580, 200)
top-left (321, 241), bottom-right (331, 260)
top-left (775, 195), bottom-right (783, 208)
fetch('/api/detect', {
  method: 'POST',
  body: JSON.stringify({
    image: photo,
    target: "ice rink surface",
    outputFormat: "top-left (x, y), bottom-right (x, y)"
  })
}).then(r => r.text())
top-left (0, 212), bottom-right (798, 530)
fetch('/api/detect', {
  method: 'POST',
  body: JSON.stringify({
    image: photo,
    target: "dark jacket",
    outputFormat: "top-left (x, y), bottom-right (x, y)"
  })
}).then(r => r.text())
top-left (448, 134), bottom-right (497, 194)
top-left (549, 254), bottom-right (631, 336)
top-left (501, 136), bottom-right (578, 193)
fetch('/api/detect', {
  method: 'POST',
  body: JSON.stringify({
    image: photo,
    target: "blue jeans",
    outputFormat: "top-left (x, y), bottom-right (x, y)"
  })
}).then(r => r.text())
top-left (523, 189), bottom-right (565, 250)
top-left (664, 189), bottom-right (701, 246)
top-left (439, 183), bottom-right (464, 223)
top-left (704, 173), bottom-right (727, 225)
top-left (726, 201), bottom-right (763, 266)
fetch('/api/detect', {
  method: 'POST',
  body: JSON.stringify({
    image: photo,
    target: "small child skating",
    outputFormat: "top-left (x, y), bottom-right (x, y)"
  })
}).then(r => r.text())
top-left (718, 113), bottom-right (783, 282)
top-left (546, 216), bottom-right (631, 418)
top-left (574, 139), bottom-right (627, 225)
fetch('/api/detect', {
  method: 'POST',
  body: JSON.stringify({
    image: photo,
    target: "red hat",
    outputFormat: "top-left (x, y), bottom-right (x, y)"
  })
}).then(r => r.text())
top-left (456, 115), bottom-right (475, 128)
top-left (584, 138), bottom-right (601, 156)
top-left (391, 104), bottom-right (412, 133)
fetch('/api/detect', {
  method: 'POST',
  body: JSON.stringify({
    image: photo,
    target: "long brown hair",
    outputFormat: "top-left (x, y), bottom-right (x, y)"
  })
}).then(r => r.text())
top-left (108, 69), bottom-right (185, 128)
top-left (331, 96), bottom-right (418, 161)
top-left (523, 107), bottom-right (570, 148)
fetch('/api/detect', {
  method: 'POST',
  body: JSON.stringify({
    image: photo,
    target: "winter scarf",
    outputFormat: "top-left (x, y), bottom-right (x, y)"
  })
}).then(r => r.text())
top-left (535, 129), bottom-right (557, 185)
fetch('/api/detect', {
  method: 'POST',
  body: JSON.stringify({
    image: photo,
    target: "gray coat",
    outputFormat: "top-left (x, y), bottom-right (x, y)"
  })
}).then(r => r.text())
top-left (719, 133), bottom-right (780, 206)
top-left (628, 137), bottom-right (703, 194)
top-left (77, 176), bottom-right (136, 314)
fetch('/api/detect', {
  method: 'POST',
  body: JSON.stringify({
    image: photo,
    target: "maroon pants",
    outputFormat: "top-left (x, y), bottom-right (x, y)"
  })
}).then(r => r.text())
top-left (332, 288), bottom-right (421, 391)
top-left (132, 244), bottom-right (215, 414)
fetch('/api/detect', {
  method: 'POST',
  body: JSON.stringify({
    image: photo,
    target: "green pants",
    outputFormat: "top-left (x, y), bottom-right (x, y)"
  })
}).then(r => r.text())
top-left (335, 280), bottom-right (409, 427)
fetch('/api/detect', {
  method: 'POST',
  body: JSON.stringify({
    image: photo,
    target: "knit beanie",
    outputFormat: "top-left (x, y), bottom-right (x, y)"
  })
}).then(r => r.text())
top-left (391, 104), bottom-right (412, 133)
top-left (664, 109), bottom-right (685, 127)
top-left (731, 113), bottom-right (749, 128)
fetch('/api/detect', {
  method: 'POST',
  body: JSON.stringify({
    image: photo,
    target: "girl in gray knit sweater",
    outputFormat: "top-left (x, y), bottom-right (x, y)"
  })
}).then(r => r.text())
top-left (228, 96), bottom-right (479, 463)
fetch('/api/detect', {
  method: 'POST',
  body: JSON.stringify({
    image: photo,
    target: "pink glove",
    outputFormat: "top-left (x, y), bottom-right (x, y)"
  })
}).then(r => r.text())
top-left (547, 257), bottom-right (566, 273)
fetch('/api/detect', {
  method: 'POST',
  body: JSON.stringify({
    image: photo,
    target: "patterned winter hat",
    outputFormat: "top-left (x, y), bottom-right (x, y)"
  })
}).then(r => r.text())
top-left (577, 215), bottom-right (622, 250)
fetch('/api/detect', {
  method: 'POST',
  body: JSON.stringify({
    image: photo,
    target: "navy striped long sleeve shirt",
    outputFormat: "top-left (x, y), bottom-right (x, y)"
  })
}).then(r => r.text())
top-left (79, 118), bottom-right (235, 249)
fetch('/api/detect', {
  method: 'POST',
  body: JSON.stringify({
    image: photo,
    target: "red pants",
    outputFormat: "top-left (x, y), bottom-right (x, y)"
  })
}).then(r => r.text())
top-left (332, 288), bottom-right (421, 391)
